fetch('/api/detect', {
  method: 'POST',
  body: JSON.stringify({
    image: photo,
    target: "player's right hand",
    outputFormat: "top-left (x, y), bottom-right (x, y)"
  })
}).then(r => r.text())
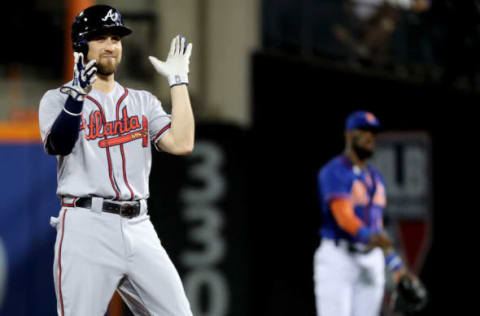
top-left (60, 52), bottom-right (97, 101)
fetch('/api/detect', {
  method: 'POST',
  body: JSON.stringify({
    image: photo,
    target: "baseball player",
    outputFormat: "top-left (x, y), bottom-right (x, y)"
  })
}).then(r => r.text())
top-left (38, 5), bottom-right (194, 316)
top-left (314, 111), bottom-right (414, 316)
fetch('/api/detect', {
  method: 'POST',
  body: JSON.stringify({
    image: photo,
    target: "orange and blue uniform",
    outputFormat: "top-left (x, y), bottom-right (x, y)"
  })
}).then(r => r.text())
top-left (314, 111), bottom-right (388, 316)
top-left (318, 154), bottom-right (387, 244)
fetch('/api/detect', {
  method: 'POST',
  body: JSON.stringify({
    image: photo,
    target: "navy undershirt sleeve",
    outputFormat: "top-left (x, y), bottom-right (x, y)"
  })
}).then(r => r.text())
top-left (46, 96), bottom-right (83, 156)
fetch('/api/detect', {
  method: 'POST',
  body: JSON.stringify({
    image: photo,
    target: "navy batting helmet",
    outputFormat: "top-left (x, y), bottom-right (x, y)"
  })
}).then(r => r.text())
top-left (71, 5), bottom-right (132, 57)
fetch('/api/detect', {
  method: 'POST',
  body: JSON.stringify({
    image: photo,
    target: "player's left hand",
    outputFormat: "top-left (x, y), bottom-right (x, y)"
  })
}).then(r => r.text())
top-left (392, 273), bottom-right (428, 313)
top-left (149, 35), bottom-right (193, 87)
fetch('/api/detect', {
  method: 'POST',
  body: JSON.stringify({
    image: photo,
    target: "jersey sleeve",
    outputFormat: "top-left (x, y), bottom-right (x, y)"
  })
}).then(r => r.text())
top-left (38, 89), bottom-right (68, 150)
top-left (319, 164), bottom-right (353, 204)
top-left (146, 92), bottom-right (172, 145)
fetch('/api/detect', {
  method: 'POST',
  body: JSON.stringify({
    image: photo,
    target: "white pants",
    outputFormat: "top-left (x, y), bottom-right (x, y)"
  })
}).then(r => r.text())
top-left (51, 207), bottom-right (192, 316)
top-left (314, 239), bottom-right (385, 316)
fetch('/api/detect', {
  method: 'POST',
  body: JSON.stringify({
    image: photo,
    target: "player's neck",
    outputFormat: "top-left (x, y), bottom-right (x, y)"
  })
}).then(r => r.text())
top-left (344, 149), bottom-right (367, 169)
top-left (93, 74), bottom-right (116, 94)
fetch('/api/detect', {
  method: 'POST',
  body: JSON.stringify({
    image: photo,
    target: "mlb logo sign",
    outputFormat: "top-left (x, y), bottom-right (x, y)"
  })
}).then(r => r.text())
top-left (371, 132), bottom-right (432, 274)
top-left (365, 112), bottom-right (377, 125)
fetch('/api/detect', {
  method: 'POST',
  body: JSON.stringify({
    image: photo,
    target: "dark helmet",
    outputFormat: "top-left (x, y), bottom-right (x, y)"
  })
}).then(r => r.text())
top-left (71, 5), bottom-right (132, 57)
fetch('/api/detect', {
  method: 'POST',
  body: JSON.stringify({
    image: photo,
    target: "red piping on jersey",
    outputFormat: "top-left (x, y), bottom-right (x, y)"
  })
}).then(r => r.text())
top-left (120, 146), bottom-right (134, 200)
top-left (43, 129), bottom-right (52, 154)
top-left (58, 209), bottom-right (68, 316)
top-left (153, 123), bottom-right (171, 143)
top-left (86, 95), bottom-right (121, 199)
top-left (116, 88), bottom-right (135, 200)
top-left (43, 129), bottom-right (51, 148)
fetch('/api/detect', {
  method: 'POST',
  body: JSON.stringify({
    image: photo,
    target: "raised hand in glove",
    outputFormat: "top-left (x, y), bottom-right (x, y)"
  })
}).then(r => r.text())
top-left (60, 52), bottom-right (97, 101)
top-left (149, 35), bottom-right (193, 87)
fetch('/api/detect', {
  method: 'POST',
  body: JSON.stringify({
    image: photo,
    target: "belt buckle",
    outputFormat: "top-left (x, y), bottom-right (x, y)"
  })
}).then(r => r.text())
top-left (119, 203), bottom-right (137, 219)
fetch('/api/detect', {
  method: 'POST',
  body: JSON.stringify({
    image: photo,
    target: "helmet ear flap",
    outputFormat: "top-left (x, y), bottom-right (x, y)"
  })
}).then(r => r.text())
top-left (79, 39), bottom-right (89, 59)
top-left (72, 38), bottom-right (89, 60)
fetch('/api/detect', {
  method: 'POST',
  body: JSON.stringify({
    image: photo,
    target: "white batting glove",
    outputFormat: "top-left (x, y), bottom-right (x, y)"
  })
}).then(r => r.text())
top-left (149, 35), bottom-right (193, 87)
top-left (60, 52), bottom-right (97, 101)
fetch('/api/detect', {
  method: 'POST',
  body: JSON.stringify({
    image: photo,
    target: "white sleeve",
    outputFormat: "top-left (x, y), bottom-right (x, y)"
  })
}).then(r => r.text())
top-left (146, 92), bottom-right (172, 144)
top-left (38, 89), bottom-right (68, 149)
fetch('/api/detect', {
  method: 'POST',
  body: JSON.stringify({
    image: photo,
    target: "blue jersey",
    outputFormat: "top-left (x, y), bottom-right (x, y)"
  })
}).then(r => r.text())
top-left (318, 155), bottom-right (386, 243)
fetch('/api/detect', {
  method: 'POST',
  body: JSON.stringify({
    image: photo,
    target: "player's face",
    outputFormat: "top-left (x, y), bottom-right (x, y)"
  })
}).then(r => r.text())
top-left (87, 34), bottom-right (122, 76)
top-left (353, 129), bottom-right (376, 150)
top-left (351, 129), bottom-right (376, 159)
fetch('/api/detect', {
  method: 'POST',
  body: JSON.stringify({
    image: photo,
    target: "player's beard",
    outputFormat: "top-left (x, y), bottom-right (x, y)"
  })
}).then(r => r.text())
top-left (96, 58), bottom-right (119, 76)
top-left (353, 143), bottom-right (374, 160)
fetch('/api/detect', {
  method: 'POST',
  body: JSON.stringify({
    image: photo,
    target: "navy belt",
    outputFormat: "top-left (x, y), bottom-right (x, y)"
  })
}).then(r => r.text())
top-left (334, 239), bottom-right (361, 253)
top-left (323, 237), bottom-right (369, 254)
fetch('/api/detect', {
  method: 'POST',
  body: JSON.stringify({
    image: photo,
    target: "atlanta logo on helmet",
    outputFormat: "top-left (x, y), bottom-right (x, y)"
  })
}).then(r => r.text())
top-left (102, 9), bottom-right (119, 22)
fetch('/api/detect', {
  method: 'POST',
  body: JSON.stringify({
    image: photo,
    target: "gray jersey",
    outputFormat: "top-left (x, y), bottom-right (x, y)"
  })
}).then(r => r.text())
top-left (39, 81), bottom-right (171, 201)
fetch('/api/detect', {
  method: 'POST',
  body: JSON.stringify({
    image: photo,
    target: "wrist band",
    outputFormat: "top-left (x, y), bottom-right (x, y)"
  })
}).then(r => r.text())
top-left (168, 74), bottom-right (188, 87)
top-left (170, 82), bottom-right (189, 88)
top-left (356, 226), bottom-right (372, 244)
top-left (62, 95), bottom-right (84, 116)
top-left (386, 252), bottom-right (404, 271)
top-left (63, 107), bottom-right (83, 116)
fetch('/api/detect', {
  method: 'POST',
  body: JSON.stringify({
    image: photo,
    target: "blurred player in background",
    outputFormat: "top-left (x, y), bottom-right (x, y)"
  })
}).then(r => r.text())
top-left (313, 111), bottom-right (426, 316)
